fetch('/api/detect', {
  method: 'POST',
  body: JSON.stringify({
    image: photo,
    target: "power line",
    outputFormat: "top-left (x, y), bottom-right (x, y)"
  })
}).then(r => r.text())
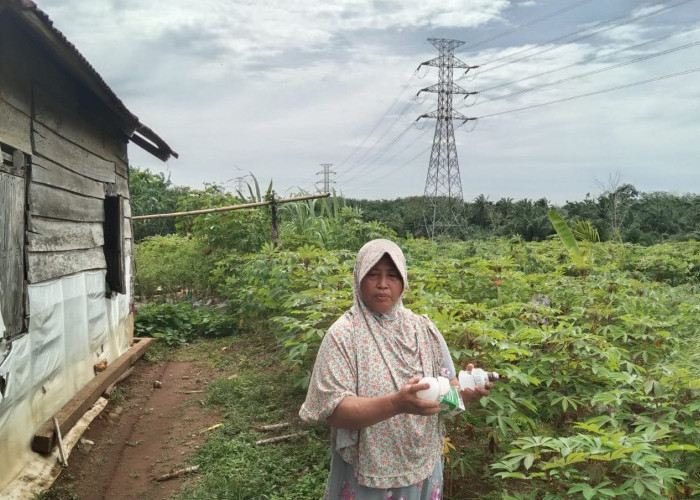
top-left (342, 125), bottom-right (433, 191)
top-left (348, 121), bottom-right (475, 192)
top-left (320, 3), bottom-right (699, 202)
top-left (334, 70), bottom-right (419, 173)
top-left (476, 65), bottom-right (700, 119)
top-left (460, 0), bottom-right (595, 51)
top-left (335, 95), bottom-right (419, 181)
top-left (474, 39), bottom-right (700, 105)
top-left (466, 0), bottom-right (696, 76)
top-left (335, 119), bottom-right (418, 183)
top-left (476, 23), bottom-right (700, 95)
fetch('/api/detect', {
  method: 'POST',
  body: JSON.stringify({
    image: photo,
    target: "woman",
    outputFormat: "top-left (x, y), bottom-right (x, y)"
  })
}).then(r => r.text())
top-left (300, 239), bottom-right (491, 499)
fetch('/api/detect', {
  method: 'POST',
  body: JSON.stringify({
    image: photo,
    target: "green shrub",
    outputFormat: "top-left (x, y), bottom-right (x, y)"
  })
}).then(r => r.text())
top-left (134, 302), bottom-right (239, 346)
top-left (134, 234), bottom-right (216, 299)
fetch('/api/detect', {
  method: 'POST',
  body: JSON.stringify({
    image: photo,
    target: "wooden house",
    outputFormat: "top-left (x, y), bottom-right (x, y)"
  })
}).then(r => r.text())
top-left (0, 0), bottom-right (176, 489)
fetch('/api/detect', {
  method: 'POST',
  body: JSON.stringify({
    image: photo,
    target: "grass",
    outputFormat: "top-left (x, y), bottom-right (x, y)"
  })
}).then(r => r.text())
top-left (163, 332), bottom-right (331, 499)
top-left (145, 329), bottom-right (506, 499)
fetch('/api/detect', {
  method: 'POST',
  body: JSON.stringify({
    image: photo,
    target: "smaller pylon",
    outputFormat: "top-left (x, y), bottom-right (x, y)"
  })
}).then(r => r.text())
top-left (315, 163), bottom-right (335, 193)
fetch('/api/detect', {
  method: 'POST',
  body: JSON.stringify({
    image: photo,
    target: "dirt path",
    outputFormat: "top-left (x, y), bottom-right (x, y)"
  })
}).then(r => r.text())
top-left (51, 359), bottom-right (220, 499)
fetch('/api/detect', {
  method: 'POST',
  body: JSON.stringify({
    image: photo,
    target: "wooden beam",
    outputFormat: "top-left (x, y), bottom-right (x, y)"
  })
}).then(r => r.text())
top-left (31, 337), bottom-right (153, 454)
top-left (132, 192), bottom-right (331, 220)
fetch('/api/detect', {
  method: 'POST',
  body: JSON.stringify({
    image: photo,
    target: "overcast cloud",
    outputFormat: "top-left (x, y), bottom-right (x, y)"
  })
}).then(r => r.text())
top-left (37, 0), bottom-right (700, 203)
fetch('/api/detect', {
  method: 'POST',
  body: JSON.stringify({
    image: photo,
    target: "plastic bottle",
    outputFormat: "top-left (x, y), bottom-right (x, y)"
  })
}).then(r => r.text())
top-left (416, 377), bottom-right (440, 401)
top-left (458, 368), bottom-right (499, 390)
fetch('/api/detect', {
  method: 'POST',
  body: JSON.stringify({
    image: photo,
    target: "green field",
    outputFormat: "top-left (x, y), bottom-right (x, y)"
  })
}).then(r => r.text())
top-left (132, 235), bottom-right (700, 499)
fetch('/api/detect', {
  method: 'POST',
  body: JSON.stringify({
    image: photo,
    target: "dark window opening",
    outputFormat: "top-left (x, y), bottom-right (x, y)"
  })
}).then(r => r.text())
top-left (103, 195), bottom-right (125, 294)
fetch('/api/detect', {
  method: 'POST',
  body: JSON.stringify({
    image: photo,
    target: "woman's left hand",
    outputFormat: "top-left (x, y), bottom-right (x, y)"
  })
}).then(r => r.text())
top-left (451, 363), bottom-right (492, 405)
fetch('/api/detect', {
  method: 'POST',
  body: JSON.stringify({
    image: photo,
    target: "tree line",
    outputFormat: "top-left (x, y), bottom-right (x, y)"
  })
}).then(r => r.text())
top-left (130, 167), bottom-right (699, 245)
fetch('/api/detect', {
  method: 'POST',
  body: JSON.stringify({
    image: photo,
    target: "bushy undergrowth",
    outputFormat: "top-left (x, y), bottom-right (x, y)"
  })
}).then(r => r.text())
top-left (212, 237), bottom-right (700, 499)
top-left (132, 233), bottom-right (700, 498)
top-left (134, 234), bottom-right (216, 299)
top-left (134, 302), bottom-right (240, 346)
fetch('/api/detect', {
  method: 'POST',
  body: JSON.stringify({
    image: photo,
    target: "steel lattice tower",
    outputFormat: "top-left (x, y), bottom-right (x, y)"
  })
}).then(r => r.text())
top-left (417, 38), bottom-right (477, 239)
top-left (315, 163), bottom-right (335, 193)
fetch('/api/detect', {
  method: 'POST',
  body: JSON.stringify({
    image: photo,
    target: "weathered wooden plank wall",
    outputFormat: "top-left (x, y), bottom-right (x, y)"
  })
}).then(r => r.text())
top-left (32, 123), bottom-right (115, 183)
top-left (0, 98), bottom-right (31, 153)
top-left (27, 248), bottom-right (107, 284)
top-left (1, 11), bottom-right (135, 290)
top-left (29, 182), bottom-right (104, 222)
top-left (27, 219), bottom-right (104, 252)
top-left (32, 156), bottom-right (105, 199)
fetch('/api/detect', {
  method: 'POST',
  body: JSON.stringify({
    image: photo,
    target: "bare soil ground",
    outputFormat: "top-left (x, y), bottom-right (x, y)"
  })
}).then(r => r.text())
top-left (51, 359), bottom-right (221, 500)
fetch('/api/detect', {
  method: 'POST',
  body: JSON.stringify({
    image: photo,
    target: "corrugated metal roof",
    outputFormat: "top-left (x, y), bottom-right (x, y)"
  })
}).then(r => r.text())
top-left (2, 0), bottom-right (178, 161)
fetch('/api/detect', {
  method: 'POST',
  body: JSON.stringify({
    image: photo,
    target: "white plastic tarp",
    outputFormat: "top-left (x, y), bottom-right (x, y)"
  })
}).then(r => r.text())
top-left (0, 269), bottom-right (131, 490)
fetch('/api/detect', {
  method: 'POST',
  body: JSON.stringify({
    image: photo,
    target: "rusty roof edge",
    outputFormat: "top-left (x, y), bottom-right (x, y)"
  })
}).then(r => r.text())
top-left (132, 124), bottom-right (179, 162)
top-left (8, 0), bottom-right (177, 162)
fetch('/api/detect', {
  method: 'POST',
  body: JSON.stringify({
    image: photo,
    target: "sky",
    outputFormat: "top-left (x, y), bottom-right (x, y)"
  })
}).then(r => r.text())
top-left (37, 0), bottom-right (700, 204)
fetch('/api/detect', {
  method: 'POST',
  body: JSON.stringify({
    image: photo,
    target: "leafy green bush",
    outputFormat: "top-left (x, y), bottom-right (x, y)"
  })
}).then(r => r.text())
top-left (136, 232), bottom-right (700, 497)
top-left (134, 302), bottom-right (239, 346)
top-left (279, 197), bottom-right (397, 252)
top-left (134, 234), bottom-right (216, 299)
top-left (214, 237), bottom-right (700, 498)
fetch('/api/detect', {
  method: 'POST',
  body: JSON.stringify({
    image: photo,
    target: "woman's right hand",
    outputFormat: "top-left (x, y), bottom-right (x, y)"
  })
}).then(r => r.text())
top-left (392, 377), bottom-right (442, 416)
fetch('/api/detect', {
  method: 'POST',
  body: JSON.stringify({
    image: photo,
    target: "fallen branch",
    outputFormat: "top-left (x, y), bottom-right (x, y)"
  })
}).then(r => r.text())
top-left (155, 465), bottom-right (200, 482)
top-left (255, 431), bottom-right (309, 446)
top-left (177, 390), bottom-right (205, 394)
top-left (254, 422), bottom-right (289, 432)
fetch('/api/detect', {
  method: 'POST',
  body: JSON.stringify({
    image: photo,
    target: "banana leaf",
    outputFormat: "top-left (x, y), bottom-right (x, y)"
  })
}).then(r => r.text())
top-left (548, 209), bottom-right (581, 257)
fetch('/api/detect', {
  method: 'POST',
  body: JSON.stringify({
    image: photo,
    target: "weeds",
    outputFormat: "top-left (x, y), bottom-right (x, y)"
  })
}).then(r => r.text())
top-left (33, 486), bottom-right (78, 500)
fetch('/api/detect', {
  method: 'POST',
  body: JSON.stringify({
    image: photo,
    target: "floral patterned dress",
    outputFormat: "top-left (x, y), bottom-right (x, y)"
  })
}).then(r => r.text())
top-left (300, 239), bottom-right (456, 500)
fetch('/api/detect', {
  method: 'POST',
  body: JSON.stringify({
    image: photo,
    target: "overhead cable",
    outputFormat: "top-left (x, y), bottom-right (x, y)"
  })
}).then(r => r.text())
top-left (477, 66), bottom-right (700, 119)
top-left (470, 0), bottom-right (696, 75)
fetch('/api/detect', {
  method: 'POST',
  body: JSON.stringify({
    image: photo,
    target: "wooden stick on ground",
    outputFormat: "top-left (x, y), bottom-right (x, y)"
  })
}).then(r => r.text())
top-left (52, 417), bottom-right (68, 467)
top-left (155, 465), bottom-right (200, 482)
top-left (255, 431), bottom-right (309, 446)
top-left (254, 422), bottom-right (290, 432)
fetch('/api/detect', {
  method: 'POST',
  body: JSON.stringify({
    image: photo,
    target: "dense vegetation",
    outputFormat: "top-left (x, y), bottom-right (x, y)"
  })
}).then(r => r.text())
top-left (129, 168), bottom-right (700, 498)
top-left (130, 167), bottom-right (700, 245)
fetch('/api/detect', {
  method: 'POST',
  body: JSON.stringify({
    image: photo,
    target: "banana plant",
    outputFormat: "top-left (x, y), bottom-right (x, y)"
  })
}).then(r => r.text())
top-left (547, 209), bottom-right (592, 275)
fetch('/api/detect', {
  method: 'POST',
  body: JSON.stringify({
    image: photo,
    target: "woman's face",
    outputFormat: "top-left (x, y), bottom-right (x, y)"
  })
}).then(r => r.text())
top-left (359, 255), bottom-right (404, 314)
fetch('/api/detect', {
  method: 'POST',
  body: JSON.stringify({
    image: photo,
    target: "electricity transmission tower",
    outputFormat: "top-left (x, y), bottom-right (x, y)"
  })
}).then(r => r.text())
top-left (315, 163), bottom-right (335, 193)
top-left (417, 38), bottom-right (477, 239)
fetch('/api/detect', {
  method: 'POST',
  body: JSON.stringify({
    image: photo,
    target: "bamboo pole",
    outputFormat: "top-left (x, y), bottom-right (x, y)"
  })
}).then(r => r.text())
top-left (132, 192), bottom-right (330, 220)
top-left (255, 431), bottom-right (309, 446)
